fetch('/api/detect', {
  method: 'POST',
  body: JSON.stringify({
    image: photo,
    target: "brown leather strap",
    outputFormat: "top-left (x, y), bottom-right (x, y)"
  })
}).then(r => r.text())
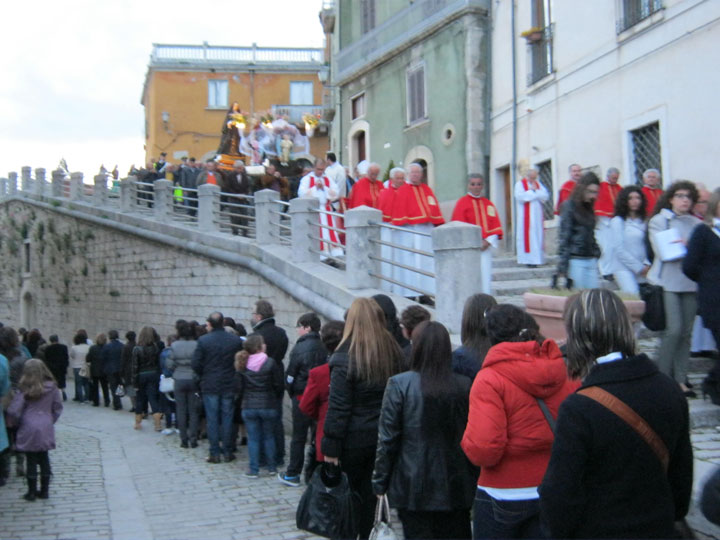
top-left (577, 386), bottom-right (669, 473)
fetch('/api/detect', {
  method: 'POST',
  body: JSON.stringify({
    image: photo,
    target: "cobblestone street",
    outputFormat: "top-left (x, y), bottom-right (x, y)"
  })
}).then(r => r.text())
top-left (3, 377), bottom-right (720, 539)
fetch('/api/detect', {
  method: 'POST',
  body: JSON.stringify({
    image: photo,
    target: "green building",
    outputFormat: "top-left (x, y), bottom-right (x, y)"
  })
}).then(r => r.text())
top-left (322, 0), bottom-right (491, 209)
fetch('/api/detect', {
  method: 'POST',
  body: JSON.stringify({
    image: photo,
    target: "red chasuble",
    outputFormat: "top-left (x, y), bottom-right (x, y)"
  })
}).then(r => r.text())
top-left (594, 182), bottom-right (622, 217)
top-left (451, 195), bottom-right (504, 239)
top-left (348, 177), bottom-right (384, 209)
top-left (642, 186), bottom-right (663, 213)
top-left (378, 186), bottom-right (399, 222)
top-left (390, 183), bottom-right (445, 226)
top-left (555, 179), bottom-right (576, 215)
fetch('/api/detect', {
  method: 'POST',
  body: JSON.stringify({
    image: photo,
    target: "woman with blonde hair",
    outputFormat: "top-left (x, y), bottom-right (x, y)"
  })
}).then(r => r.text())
top-left (321, 297), bottom-right (405, 539)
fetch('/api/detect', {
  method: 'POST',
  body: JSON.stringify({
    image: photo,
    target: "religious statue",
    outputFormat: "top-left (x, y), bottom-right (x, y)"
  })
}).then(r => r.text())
top-left (217, 102), bottom-right (245, 156)
top-left (280, 134), bottom-right (293, 165)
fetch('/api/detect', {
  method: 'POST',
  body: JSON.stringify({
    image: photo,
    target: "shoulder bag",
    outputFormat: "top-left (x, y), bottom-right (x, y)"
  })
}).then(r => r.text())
top-left (640, 216), bottom-right (671, 331)
top-left (369, 494), bottom-right (397, 540)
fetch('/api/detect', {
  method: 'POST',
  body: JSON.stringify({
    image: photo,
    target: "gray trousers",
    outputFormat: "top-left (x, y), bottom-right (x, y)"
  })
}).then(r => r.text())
top-left (174, 379), bottom-right (200, 444)
top-left (657, 291), bottom-right (697, 384)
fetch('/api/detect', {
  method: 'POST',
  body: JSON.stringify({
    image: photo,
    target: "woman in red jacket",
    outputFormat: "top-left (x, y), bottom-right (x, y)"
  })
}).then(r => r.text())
top-left (461, 305), bottom-right (578, 539)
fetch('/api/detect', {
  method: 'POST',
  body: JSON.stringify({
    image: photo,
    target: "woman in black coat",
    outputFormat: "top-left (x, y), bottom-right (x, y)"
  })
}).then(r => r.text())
top-left (373, 321), bottom-right (475, 539)
top-left (539, 289), bottom-right (693, 538)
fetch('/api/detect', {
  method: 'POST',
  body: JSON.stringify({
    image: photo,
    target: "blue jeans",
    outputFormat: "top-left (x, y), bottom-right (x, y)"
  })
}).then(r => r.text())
top-left (568, 257), bottom-right (599, 290)
top-left (136, 372), bottom-right (160, 414)
top-left (242, 408), bottom-right (278, 474)
top-left (73, 368), bottom-right (86, 402)
top-left (473, 489), bottom-right (542, 539)
top-left (203, 393), bottom-right (236, 457)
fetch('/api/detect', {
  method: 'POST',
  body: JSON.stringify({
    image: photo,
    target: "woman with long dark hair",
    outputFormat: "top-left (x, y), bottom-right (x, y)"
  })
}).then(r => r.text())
top-left (610, 185), bottom-right (649, 294)
top-left (557, 172), bottom-right (601, 289)
top-left (539, 289), bottom-right (692, 538)
top-left (648, 180), bottom-right (701, 396)
top-left (373, 321), bottom-right (475, 539)
top-left (131, 327), bottom-right (162, 431)
top-left (462, 305), bottom-right (577, 539)
top-left (321, 297), bottom-right (404, 539)
top-left (452, 293), bottom-right (497, 379)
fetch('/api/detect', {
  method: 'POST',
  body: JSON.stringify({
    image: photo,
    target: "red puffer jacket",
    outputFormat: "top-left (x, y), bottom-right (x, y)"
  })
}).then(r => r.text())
top-left (461, 339), bottom-right (579, 489)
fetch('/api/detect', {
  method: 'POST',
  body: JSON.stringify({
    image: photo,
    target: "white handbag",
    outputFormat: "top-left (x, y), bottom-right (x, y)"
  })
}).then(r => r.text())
top-left (369, 494), bottom-right (397, 540)
top-left (159, 374), bottom-right (175, 393)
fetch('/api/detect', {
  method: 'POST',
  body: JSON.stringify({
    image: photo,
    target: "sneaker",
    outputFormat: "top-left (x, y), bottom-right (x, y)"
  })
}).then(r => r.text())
top-left (266, 468), bottom-right (278, 476)
top-left (278, 473), bottom-right (300, 487)
top-left (244, 471), bottom-right (260, 478)
top-left (161, 428), bottom-right (174, 435)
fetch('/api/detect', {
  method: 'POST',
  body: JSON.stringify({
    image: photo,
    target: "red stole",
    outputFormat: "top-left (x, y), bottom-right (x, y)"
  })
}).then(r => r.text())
top-left (378, 186), bottom-right (399, 222)
top-left (521, 178), bottom-right (532, 253)
top-left (451, 195), bottom-right (504, 239)
top-left (555, 180), bottom-right (576, 215)
top-left (642, 186), bottom-right (663, 213)
top-left (348, 177), bottom-right (384, 209)
top-left (595, 182), bottom-right (622, 217)
top-left (390, 183), bottom-right (445, 226)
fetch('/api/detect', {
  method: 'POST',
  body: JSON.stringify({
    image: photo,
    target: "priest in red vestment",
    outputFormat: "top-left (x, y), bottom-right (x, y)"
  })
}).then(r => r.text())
top-left (555, 163), bottom-right (583, 215)
top-left (595, 167), bottom-right (622, 279)
top-left (348, 162), bottom-right (384, 209)
top-left (641, 168), bottom-right (663, 213)
top-left (376, 167), bottom-right (409, 295)
top-left (451, 174), bottom-right (503, 294)
top-left (390, 163), bottom-right (444, 300)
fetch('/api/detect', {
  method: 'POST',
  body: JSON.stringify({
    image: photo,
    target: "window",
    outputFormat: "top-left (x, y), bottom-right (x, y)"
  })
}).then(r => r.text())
top-left (290, 81), bottom-right (314, 105)
top-left (617, 0), bottom-right (663, 33)
top-left (207, 80), bottom-right (228, 109)
top-left (527, 0), bottom-right (553, 85)
top-left (406, 64), bottom-right (426, 125)
top-left (361, 0), bottom-right (376, 34)
top-left (351, 93), bottom-right (365, 119)
top-left (630, 122), bottom-right (662, 184)
top-left (536, 160), bottom-right (554, 220)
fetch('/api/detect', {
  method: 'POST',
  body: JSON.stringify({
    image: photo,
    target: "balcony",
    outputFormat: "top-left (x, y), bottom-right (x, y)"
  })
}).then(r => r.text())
top-left (334, 0), bottom-right (489, 85)
top-left (150, 43), bottom-right (323, 68)
top-left (616, 0), bottom-right (663, 33)
top-left (271, 105), bottom-right (327, 125)
top-left (526, 25), bottom-right (554, 86)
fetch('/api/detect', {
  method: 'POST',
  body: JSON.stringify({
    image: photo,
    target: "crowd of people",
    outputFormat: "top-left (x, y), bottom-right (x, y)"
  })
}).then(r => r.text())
top-left (3, 283), bottom-right (720, 538)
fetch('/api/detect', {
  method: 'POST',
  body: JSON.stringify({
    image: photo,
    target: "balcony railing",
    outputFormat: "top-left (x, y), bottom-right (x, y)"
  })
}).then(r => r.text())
top-left (334, 0), bottom-right (489, 84)
top-left (151, 43), bottom-right (323, 66)
top-left (617, 0), bottom-right (663, 33)
top-left (527, 25), bottom-right (554, 86)
top-left (271, 105), bottom-right (326, 125)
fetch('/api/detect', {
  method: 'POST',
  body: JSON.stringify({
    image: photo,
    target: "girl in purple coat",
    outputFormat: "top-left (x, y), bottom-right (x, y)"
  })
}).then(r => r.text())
top-left (7, 359), bottom-right (63, 501)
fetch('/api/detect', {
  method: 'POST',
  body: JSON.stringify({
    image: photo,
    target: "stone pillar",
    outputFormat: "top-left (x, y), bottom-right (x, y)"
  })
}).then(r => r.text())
top-left (51, 170), bottom-right (65, 198)
top-left (197, 183), bottom-right (220, 232)
top-left (8, 172), bottom-right (18, 195)
top-left (69, 172), bottom-right (84, 201)
top-left (289, 196), bottom-right (320, 263)
top-left (34, 168), bottom-right (46, 196)
top-left (153, 179), bottom-right (172, 218)
top-left (120, 177), bottom-right (134, 212)
top-left (93, 174), bottom-right (108, 206)
top-left (345, 206), bottom-right (382, 290)
top-left (21, 166), bottom-right (32, 192)
top-left (254, 189), bottom-right (281, 245)
top-left (432, 222), bottom-right (486, 334)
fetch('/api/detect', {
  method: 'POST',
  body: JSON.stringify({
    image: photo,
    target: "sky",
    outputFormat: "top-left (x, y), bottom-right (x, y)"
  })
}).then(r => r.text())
top-left (0, 0), bottom-right (325, 181)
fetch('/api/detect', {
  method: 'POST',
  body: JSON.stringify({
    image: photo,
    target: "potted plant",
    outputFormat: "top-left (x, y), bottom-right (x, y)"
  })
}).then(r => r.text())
top-left (520, 26), bottom-right (545, 43)
top-left (523, 288), bottom-right (645, 342)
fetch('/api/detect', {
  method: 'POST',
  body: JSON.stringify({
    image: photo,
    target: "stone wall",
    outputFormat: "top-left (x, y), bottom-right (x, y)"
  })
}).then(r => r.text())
top-left (0, 200), bottom-right (310, 345)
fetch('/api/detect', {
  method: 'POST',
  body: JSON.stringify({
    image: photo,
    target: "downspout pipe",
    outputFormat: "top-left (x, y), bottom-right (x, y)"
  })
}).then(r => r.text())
top-left (511, 0), bottom-right (518, 254)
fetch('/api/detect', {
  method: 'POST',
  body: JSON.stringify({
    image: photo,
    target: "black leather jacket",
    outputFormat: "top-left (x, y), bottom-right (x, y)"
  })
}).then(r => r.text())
top-left (285, 332), bottom-right (327, 398)
top-left (558, 199), bottom-right (601, 274)
top-left (238, 355), bottom-right (284, 409)
top-left (321, 343), bottom-right (388, 458)
top-left (372, 371), bottom-right (476, 511)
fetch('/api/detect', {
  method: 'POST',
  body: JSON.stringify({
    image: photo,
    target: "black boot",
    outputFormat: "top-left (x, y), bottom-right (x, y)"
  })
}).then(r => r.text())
top-left (38, 476), bottom-right (50, 499)
top-left (15, 453), bottom-right (25, 477)
top-left (23, 478), bottom-right (37, 501)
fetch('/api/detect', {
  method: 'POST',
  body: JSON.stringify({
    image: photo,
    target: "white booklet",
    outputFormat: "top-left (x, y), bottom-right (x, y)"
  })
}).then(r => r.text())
top-left (655, 228), bottom-right (687, 261)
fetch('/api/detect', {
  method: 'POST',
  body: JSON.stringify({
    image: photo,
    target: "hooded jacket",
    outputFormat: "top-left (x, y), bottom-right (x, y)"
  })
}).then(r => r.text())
top-left (461, 339), bottom-right (579, 488)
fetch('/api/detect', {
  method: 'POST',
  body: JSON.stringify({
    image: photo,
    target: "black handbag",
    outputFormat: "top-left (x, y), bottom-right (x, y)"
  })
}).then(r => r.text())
top-left (639, 283), bottom-right (665, 331)
top-left (296, 463), bottom-right (359, 539)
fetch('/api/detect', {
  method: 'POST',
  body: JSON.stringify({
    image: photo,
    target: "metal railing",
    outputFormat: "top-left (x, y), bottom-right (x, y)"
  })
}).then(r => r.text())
top-left (133, 181), bottom-right (156, 212)
top-left (308, 208), bottom-right (346, 267)
top-left (212, 191), bottom-right (255, 237)
top-left (269, 199), bottom-right (292, 245)
top-left (271, 105), bottom-right (326, 125)
top-left (151, 43), bottom-right (323, 65)
top-left (527, 24), bottom-right (554, 86)
top-left (368, 221), bottom-right (436, 298)
top-left (616, 0), bottom-right (663, 33)
top-left (170, 186), bottom-right (199, 225)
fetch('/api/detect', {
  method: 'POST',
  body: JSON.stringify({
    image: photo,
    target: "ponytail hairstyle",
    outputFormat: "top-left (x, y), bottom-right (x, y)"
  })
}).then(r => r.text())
top-left (19, 358), bottom-right (56, 400)
top-left (235, 334), bottom-right (265, 371)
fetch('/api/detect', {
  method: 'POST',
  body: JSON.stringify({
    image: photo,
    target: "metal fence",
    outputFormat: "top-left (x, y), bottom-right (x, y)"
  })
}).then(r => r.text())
top-left (308, 208), bottom-right (346, 267)
top-left (527, 24), bottom-right (554, 86)
top-left (169, 187), bottom-right (199, 225)
top-left (269, 199), bottom-right (292, 246)
top-left (630, 122), bottom-right (662, 185)
top-left (617, 0), bottom-right (663, 33)
top-left (213, 191), bottom-right (255, 237)
top-left (133, 181), bottom-right (156, 213)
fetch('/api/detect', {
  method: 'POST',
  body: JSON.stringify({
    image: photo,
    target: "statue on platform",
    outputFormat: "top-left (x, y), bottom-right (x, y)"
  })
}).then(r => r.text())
top-left (280, 134), bottom-right (293, 166)
top-left (217, 102), bottom-right (245, 156)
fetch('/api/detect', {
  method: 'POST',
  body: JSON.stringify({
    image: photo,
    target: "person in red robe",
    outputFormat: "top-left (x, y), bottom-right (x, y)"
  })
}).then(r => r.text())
top-left (390, 163), bottom-right (444, 301)
top-left (377, 167), bottom-right (407, 294)
top-left (641, 168), bottom-right (663, 214)
top-left (555, 163), bottom-right (583, 215)
top-left (594, 167), bottom-right (623, 279)
top-left (451, 174), bottom-right (503, 294)
top-left (348, 162), bottom-right (384, 209)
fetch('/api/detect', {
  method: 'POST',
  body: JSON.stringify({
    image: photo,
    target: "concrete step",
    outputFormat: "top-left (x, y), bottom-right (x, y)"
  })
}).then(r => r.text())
top-left (493, 278), bottom-right (551, 297)
top-left (493, 256), bottom-right (559, 268)
top-left (492, 265), bottom-right (556, 282)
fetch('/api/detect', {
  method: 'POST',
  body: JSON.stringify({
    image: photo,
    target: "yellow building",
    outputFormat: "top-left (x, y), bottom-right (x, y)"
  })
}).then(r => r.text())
top-left (141, 42), bottom-right (330, 165)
